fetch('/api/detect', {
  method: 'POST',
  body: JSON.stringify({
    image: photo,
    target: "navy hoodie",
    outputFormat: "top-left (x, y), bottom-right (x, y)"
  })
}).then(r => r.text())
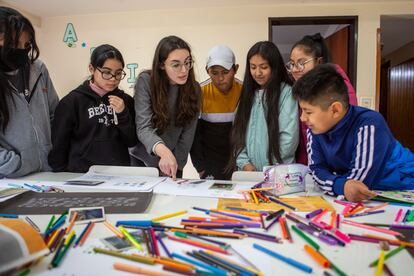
top-left (48, 82), bottom-right (137, 172)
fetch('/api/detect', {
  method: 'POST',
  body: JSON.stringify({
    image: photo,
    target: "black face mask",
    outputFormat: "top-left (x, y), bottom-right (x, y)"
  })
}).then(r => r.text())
top-left (0, 47), bottom-right (30, 71)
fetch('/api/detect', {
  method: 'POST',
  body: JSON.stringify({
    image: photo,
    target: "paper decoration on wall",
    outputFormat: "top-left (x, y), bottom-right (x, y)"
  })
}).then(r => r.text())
top-left (63, 23), bottom-right (78, 48)
top-left (126, 63), bottom-right (138, 83)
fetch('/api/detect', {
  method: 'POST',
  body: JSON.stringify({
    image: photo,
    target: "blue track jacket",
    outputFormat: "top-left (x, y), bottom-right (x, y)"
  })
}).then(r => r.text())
top-left (308, 105), bottom-right (414, 196)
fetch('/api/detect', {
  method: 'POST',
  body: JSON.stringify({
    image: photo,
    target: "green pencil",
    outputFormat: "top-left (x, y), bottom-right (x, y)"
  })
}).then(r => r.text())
top-left (369, 245), bottom-right (406, 267)
top-left (291, 225), bottom-right (320, 251)
top-left (44, 215), bottom-right (55, 233)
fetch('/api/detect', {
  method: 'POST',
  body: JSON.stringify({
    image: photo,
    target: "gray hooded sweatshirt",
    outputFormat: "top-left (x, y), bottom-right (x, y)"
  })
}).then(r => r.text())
top-left (0, 59), bottom-right (59, 178)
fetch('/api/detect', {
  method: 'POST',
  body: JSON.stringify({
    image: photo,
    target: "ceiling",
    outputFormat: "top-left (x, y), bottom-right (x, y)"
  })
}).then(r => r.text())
top-left (3, 0), bottom-right (413, 17)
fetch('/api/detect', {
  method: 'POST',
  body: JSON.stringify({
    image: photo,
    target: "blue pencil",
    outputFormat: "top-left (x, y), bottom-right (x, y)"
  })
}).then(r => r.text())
top-left (0, 213), bottom-right (18, 218)
top-left (253, 243), bottom-right (313, 273)
top-left (171, 252), bottom-right (227, 276)
top-left (74, 222), bottom-right (91, 247)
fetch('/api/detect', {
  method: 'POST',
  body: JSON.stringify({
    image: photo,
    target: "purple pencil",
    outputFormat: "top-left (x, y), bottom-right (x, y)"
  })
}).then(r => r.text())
top-left (306, 209), bottom-right (323, 219)
top-left (336, 214), bottom-right (341, 229)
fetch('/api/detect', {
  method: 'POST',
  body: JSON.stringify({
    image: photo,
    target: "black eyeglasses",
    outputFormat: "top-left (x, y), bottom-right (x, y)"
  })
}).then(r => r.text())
top-left (285, 58), bottom-right (316, 72)
top-left (96, 67), bottom-right (127, 80)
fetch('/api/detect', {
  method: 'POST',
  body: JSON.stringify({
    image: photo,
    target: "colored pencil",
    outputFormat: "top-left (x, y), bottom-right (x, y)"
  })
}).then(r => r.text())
top-left (253, 243), bottom-right (312, 273)
top-left (119, 226), bottom-right (143, 251)
top-left (152, 210), bottom-right (188, 222)
top-left (149, 227), bottom-right (160, 256)
top-left (25, 216), bottom-right (40, 232)
top-left (268, 196), bottom-right (297, 211)
top-left (306, 209), bottom-right (322, 219)
top-left (342, 220), bottom-right (402, 236)
top-left (93, 247), bottom-right (155, 264)
top-left (74, 222), bottom-right (91, 247)
top-left (45, 215), bottom-right (56, 233)
top-left (66, 211), bottom-right (77, 234)
top-left (375, 250), bottom-right (385, 276)
top-left (394, 208), bottom-right (403, 223)
top-left (172, 252), bottom-right (227, 275)
top-left (113, 262), bottom-right (170, 276)
top-left (291, 225), bottom-right (320, 251)
top-left (303, 244), bottom-right (330, 268)
top-left (168, 235), bottom-right (229, 254)
top-left (104, 220), bottom-right (124, 238)
top-left (79, 222), bottom-right (94, 246)
top-left (156, 234), bottom-right (172, 258)
top-left (363, 202), bottom-right (389, 213)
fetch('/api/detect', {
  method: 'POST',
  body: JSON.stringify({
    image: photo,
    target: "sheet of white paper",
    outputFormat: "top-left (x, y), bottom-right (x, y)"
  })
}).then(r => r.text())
top-left (61, 172), bottom-right (167, 191)
top-left (153, 178), bottom-right (251, 198)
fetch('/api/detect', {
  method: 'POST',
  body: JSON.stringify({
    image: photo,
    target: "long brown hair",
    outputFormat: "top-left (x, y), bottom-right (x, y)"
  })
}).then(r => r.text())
top-left (149, 35), bottom-right (198, 134)
top-left (227, 41), bottom-right (293, 171)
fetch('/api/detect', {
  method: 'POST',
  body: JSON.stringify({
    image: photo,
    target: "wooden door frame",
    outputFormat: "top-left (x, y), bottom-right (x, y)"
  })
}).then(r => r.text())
top-left (269, 16), bottom-right (358, 88)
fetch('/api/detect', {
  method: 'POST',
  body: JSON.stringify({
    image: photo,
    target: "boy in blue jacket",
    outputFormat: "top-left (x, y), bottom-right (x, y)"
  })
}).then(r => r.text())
top-left (292, 64), bottom-right (414, 202)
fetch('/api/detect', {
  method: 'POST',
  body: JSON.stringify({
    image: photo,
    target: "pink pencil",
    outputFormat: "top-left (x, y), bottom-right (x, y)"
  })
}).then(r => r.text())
top-left (342, 220), bottom-right (402, 236)
top-left (394, 208), bottom-right (403, 223)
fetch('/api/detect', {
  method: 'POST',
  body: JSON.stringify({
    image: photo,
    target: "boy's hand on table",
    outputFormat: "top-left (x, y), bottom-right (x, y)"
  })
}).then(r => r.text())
top-left (344, 180), bottom-right (377, 202)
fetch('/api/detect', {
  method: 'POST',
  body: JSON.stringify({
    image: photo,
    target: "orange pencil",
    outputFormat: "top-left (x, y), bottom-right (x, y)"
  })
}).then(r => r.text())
top-left (363, 234), bottom-right (414, 248)
top-left (330, 211), bottom-right (337, 228)
top-left (104, 220), bottom-right (124, 238)
top-left (364, 202), bottom-right (389, 213)
top-left (66, 211), bottom-right (77, 234)
top-left (279, 217), bottom-right (292, 242)
top-left (154, 258), bottom-right (195, 271)
top-left (167, 235), bottom-right (229, 254)
top-left (113, 262), bottom-right (170, 276)
top-left (79, 222), bottom-right (95, 246)
top-left (303, 244), bottom-right (330, 268)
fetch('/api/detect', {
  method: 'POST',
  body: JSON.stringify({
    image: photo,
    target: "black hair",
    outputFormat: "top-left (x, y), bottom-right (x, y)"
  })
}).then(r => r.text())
top-left (292, 63), bottom-right (349, 110)
top-left (0, 7), bottom-right (39, 132)
top-left (227, 41), bottom-right (292, 171)
top-left (90, 44), bottom-right (125, 80)
top-left (291, 33), bottom-right (331, 63)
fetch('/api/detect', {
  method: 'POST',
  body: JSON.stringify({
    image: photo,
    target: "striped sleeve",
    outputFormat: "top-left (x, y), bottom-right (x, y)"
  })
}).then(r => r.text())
top-left (307, 130), bottom-right (336, 196)
top-left (309, 124), bottom-right (391, 196)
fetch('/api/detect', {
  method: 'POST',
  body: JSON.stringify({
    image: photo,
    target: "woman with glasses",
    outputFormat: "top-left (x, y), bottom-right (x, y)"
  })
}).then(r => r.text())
top-left (0, 7), bottom-right (59, 177)
top-left (288, 33), bottom-right (358, 165)
top-left (48, 44), bottom-right (136, 172)
top-left (130, 35), bottom-right (200, 179)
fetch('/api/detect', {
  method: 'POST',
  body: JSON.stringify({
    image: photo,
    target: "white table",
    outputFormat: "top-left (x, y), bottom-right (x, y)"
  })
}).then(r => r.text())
top-left (9, 172), bottom-right (414, 275)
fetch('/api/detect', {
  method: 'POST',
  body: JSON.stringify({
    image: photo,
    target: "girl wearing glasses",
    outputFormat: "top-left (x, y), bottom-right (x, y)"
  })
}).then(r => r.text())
top-left (130, 36), bottom-right (200, 179)
top-left (288, 33), bottom-right (358, 165)
top-left (48, 44), bottom-right (137, 172)
top-left (0, 7), bottom-right (59, 177)
top-left (227, 41), bottom-right (299, 172)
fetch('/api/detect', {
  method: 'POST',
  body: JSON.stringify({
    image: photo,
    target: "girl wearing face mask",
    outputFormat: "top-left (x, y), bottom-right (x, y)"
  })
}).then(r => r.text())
top-left (227, 41), bottom-right (299, 172)
top-left (0, 7), bottom-right (59, 177)
top-left (288, 33), bottom-right (358, 165)
top-left (130, 36), bottom-right (200, 179)
top-left (48, 44), bottom-right (136, 172)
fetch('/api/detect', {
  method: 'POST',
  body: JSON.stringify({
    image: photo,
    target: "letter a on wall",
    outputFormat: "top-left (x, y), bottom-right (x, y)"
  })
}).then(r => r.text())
top-left (63, 23), bottom-right (78, 47)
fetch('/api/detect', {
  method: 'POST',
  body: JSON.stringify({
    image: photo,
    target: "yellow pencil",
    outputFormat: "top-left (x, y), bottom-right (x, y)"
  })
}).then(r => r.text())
top-left (152, 210), bottom-right (188, 222)
top-left (65, 230), bottom-right (76, 246)
top-left (46, 229), bottom-right (60, 247)
top-left (251, 191), bottom-right (259, 204)
top-left (238, 187), bottom-right (275, 193)
top-left (118, 226), bottom-right (143, 251)
top-left (375, 250), bottom-right (385, 276)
